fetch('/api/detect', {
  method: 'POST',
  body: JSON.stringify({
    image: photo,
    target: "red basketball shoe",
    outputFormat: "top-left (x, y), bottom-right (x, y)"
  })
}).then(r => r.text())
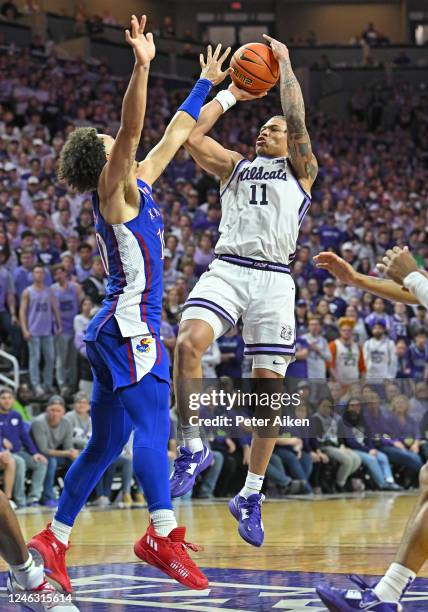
top-left (28, 524), bottom-right (72, 594)
top-left (134, 523), bottom-right (208, 590)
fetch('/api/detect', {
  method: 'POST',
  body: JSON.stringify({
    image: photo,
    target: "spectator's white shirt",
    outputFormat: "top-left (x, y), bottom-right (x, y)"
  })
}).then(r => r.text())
top-left (201, 342), bottom-right (221, 378)
top-left (302, 333), bottom-right (331, 379)
top-left (363, 336), bottom-right (398, 380)
top-left (73, 313), bottom-right (90, 336)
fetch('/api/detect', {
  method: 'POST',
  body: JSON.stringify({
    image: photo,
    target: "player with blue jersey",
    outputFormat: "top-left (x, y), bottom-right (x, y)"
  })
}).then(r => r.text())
top-left (28, 14), bottom-right (232, 593)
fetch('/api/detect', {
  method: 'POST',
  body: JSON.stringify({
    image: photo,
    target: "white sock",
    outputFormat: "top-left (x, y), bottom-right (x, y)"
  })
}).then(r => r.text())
top-left (10, 553), bottom-right (44, 590)
top-left (50, 519), bottom-right (72, 546)
top-left (240, 471), bottom-right (264, 498)
top-left (185, 438), bottom-right (204, 454)
top-left (374, 563), bottom-right (416, 602)
top-left (150, 509), bottom-right (178, 537)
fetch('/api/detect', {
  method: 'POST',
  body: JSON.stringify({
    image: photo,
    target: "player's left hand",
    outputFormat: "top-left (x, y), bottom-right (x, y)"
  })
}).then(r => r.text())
top-left (262, 34), bottom-right (289, 63)
top-left (125, 14), bottom-right (155, 67)
top-left (200, 44), bottom-right (232, 85)
top-left (377, 246), bottom-right (418, 285)
top-left (314, 252), bottom-right (357, 285)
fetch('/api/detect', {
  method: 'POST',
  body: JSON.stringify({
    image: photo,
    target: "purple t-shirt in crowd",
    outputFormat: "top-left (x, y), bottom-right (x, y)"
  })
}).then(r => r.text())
top-left (51, 282), bottom-right (79, 335)
top-left (386, 413), bottom-right (420, 441)
top-left (27, 286), bottom-right (53, 336)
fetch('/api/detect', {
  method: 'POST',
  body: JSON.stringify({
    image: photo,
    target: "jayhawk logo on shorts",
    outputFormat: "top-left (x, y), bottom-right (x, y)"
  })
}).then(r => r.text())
top-left (136, 337), bottom-right (153, 353)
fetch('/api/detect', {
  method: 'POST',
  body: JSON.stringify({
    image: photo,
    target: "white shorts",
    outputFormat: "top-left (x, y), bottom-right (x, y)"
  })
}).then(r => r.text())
top-left (181, 257), bottom-right (296, 375)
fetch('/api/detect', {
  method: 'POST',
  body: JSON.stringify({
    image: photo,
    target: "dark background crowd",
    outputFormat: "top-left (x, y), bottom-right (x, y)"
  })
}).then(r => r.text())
top-left (0, 20), bottom-right (427, 509)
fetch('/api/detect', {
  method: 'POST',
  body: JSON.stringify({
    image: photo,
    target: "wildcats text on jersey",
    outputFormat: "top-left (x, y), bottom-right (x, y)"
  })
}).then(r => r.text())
top-left (238, 163), bottom-right (288, 183)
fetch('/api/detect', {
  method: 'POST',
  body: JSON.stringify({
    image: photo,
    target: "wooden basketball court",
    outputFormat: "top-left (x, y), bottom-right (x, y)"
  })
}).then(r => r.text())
top-left (1, 493), bottom-right (428, 610)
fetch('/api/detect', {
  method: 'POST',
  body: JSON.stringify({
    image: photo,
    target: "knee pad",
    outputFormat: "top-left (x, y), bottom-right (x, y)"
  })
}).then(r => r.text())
top-left (252, 354), bottom-right (292, 377)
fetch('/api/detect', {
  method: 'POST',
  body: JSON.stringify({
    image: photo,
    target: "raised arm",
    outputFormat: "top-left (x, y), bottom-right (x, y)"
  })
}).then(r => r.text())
top-left (263, 34), bottom-right (318, 193)
top-left (138, 44), bottom-right (231, 186)
top-left (98, 15), bottom-right (155, 208)
top-left (184, 83), bottom-right (263, 182)
top-left (313, 252), bottom-right (420, 305)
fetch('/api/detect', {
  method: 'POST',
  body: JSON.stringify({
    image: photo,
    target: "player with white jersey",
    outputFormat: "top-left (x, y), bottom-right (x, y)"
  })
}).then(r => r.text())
top-left (314, 247), bottom-right (428, 611)
top-left (170, 35), bottom-right (318, 547)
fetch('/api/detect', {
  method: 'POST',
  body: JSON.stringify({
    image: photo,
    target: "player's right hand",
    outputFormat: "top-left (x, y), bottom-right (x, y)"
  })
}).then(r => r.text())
top-left (199, 44), bottom-right (232, 85)
top-left (313, 252), bottom-right (357, 284)
top-left (228, 83), bottom-right (267, 101)
top-left (125, 14), bottom-right (155, 67)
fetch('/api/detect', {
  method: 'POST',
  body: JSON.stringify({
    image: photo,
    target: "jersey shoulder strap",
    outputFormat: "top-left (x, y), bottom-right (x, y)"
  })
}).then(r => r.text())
top-left (220, 157), bottom-right (250, 198)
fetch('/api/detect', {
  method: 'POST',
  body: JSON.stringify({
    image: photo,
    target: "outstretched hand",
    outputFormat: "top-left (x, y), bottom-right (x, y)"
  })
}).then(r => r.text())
top-left (262, 33), bottom-right (289, 63)
top-left (125, 14), bottom-right (155, 67)
top-left (313, 252), bottom-right (357, 284)
top-left (200, 44), bottom-right (232, 85)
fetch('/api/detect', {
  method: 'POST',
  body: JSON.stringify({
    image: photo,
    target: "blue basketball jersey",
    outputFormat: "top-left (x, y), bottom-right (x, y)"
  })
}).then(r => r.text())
top-left (85, 179), bottom-right (169, 385)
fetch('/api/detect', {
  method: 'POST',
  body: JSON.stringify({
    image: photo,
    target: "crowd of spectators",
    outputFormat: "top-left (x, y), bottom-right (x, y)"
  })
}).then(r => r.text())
top-left (0, 38), bottom-right (427, 506)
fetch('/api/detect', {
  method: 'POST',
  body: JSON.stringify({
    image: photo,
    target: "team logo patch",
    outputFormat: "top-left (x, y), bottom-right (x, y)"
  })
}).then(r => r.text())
top-left (280, 324), bottom-right (294, 343)
top-left (136, 337), bottom-right (153, 353)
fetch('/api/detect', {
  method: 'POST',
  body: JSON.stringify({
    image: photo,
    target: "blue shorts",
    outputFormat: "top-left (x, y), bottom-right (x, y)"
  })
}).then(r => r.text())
top-left (85, 317), bottom-right (170, 391)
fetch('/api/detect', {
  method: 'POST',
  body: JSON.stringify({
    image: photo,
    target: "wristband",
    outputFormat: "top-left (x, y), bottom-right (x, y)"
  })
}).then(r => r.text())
top-left (403, 271), bottom-right (428, 309)
top-left (214, 89), bottom-right (237, 113)
top-left (178, 78), bottom-right (213, 121)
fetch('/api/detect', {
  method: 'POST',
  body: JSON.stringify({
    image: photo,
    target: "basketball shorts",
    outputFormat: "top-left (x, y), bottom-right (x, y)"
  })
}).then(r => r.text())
top-left (181, 257), bottom-right (296, 376)
top-left (85, 317), bottom-right (170, 391)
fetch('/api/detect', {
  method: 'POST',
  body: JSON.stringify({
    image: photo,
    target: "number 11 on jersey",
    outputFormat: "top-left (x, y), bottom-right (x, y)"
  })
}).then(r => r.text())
top-left (249, 183), bottom-right (268, 206)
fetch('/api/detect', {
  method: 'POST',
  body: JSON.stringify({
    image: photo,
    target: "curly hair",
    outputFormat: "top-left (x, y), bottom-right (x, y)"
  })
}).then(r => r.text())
top-left (58, 127), bottom-right (107, 193)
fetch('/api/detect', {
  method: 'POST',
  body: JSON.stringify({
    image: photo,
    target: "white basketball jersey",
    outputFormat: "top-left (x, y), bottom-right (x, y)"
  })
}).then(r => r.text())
top-left (215, 156), bottom-right (311, 265)
top-left (333, 339), bottom-right (361, 383)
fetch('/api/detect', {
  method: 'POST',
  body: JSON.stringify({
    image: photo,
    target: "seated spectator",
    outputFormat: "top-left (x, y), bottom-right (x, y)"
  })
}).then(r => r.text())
top-left (64, 391), bottom-right (92, 450)
top-left (338, 398), bottom-right (400, 491)
top-left (387, 394), bottom-right (427, 466)
top-left (0, 387), bottom-right (47, 507)
top-left (274, 428), bottom-right (313, 494)
top-left (0, 446), bottom-right (16, 508)
top-left (411, 382), bottom-right (428, 423)
top-left (364, 392), bottom-right (424, 486)
top-left (13, 384), bottom-right (36, 422)
top-left (94, 433), bottom-right (140, 508)
top-left (265, 452), bottom-right (306, 496)
top-left (30, 395), bottom-right (78, 507)
top-left (312, 398), bottom-right (363, 492)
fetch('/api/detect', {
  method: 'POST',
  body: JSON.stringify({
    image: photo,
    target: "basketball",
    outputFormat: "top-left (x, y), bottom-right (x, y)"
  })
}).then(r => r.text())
top-left (230, 42), bottom-right (279, 94)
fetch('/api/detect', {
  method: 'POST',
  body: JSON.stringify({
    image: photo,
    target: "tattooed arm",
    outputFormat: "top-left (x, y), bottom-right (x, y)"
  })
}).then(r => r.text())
top-left (263, 34), bottom-right (318, 193)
